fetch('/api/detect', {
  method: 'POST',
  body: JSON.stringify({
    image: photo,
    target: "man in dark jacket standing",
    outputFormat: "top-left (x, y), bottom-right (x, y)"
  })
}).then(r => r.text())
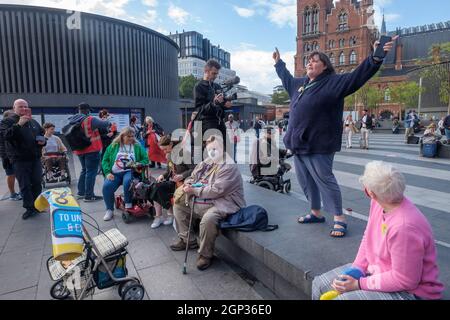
top-left (0, 99), bottom-right (45, 219)
top-left (273, 37), bottom-right (397, 238)
top-left (193, 59), bottom-right (233, 161)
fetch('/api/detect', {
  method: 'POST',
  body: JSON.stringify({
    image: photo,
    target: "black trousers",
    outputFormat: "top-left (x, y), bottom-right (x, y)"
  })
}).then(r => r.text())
top-left (14, 159), bottom-right (42, 210)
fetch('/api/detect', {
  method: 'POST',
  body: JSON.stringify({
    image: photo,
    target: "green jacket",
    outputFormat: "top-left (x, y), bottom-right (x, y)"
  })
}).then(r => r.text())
top-left (102, 143), bottom-right (149, 176)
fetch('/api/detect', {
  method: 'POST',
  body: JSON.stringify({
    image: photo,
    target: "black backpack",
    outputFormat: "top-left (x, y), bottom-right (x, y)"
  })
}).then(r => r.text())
top-left (62, 118), bottom-right (91, 151)
top-left (220, 205), bottom-right (278, 232)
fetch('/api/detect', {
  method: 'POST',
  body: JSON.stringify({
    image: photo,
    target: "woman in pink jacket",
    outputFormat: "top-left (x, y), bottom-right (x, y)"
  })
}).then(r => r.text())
top-left (312, 161), bottom-right (444, 300)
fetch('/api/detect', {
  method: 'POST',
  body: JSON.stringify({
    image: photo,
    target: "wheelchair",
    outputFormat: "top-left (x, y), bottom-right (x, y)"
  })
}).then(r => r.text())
top-left (115, 163), bottom-right (156, 224)
top-left (249, 149), bottom-right (293, 194)
top-left (42, 152), bottom-right (71, 188)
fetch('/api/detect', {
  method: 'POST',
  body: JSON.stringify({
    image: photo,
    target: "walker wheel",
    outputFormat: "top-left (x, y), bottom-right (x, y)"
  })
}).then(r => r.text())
top-left (121, 281), bottom-right (145, 300)
top-left (122, 212), bottom-right (131, 224)
top-left (50, 280), bottom-right (70, 300)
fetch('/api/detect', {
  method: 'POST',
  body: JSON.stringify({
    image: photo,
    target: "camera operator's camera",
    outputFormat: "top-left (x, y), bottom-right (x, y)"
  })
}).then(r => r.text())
top-left (225, 92), bottom-right (238, 102)
top-left (216, 76), bottom-right (240, 103)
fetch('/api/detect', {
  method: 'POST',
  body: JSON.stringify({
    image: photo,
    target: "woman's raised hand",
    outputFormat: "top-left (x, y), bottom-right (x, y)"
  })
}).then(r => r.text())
top-left (273, 47), bottom-right (281, 63)
top-left (373, 35), bottom-right (399, 54)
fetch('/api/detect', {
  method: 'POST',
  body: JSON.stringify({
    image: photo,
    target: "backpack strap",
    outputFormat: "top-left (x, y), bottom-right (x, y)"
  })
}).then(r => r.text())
top-left (233, 224), bottom-right (279, 232)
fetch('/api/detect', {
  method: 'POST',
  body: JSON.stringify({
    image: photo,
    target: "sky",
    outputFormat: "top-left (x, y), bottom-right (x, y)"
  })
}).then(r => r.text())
top-left (2, 0), bottom-right (450, 94)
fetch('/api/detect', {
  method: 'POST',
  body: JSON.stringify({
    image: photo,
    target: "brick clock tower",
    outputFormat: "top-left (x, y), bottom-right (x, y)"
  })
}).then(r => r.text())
top-left (295, 0), bottom-right (379, 76)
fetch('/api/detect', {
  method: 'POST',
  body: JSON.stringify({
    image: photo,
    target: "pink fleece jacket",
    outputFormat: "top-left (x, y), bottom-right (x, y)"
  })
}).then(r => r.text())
top-left (353, 197), bottom-right (444, 300)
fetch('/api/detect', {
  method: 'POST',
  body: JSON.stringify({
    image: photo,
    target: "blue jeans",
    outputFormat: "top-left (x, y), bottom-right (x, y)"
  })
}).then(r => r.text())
top-left (77, 152), bottom-right (100, 198)
top-left (293, 153), bottom-right (343, 216)
top-left (445, 129), bottom-right (450, 140)
top-left (102, 171), bottom-right (132, 210)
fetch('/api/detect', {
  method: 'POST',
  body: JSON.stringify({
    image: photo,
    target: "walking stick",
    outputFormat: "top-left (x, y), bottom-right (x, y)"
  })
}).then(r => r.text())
top-left (182, 195), bottom-right (196, 274)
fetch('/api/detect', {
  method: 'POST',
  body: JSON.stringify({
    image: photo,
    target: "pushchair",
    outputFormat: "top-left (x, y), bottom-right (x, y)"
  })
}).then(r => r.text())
top-left (47, 226), bottom-right (145, 300)
top-left (42, 152), bottom-right (71, 188)
top-left (249, 149), bottom-right (293, 193)
top-left (115, 163), bottom-right (156, 224)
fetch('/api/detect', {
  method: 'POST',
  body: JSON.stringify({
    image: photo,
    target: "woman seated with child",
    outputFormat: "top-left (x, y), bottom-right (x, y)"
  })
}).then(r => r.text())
top-left (101, 127), bottom-right (148, 221)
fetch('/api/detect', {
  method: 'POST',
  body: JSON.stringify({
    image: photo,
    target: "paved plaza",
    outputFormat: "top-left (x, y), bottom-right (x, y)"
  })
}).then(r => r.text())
top-left (0, 132), bottom-right (449, 299)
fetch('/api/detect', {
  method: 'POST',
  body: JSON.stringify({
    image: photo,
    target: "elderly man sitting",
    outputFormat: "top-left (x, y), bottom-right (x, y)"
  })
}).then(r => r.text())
top-left (170, 135), bottom-right (246, 270)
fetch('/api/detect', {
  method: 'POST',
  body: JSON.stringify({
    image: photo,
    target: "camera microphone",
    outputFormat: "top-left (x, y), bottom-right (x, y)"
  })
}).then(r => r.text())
top-left (222, 76), bottom-right (240, 87)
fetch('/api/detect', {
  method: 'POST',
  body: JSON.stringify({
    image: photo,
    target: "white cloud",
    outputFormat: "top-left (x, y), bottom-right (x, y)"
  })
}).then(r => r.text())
top-left (267, 1), bottom-right (296, 28)
top-left (142, 0), bottom-right (158, 7)
top-left (168, 3), bottom-right (189, 25)
top-left (251, 0), bottom-right (297, 28)
top-left (231, 45), bottom-right (296, 94)
top-left (233, 6), bottom-right (255, 18)
top-left (143, 9), bottom-right (158, 24)
top-left (1, 0), bottom-right (132, 20)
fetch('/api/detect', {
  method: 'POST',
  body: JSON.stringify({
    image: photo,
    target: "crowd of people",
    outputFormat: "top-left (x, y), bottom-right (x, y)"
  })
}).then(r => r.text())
top-left (0, 36), bottom-right (445, 300)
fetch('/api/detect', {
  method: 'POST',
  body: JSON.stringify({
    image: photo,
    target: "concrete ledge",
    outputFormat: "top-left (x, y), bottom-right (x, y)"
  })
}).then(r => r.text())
top-left (216, 183), bottom-right (450, 300)
top-left (216, 183), bottom-right (367, 299)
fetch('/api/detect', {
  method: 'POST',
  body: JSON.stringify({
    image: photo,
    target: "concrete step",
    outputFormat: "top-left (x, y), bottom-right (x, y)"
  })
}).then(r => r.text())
top-left (216, 182), bottom-right (450, 300)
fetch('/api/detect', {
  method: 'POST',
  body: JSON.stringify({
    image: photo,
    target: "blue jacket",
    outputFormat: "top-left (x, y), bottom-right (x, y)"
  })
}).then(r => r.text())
top-left (275, 56), bottom-right (381, 155)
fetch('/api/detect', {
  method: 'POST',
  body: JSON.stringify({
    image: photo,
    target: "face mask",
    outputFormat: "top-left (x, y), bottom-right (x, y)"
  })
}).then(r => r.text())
top-left (207, 148), bottom-right (216, 159)
top-left (207, 148), bottom-right (222, 161)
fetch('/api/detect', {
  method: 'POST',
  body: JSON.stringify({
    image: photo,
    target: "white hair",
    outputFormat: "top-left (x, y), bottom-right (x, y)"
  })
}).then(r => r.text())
top-left (145, 116), bottom-right (154, 124)
top-left (359, 161), bottom-right (405, 204)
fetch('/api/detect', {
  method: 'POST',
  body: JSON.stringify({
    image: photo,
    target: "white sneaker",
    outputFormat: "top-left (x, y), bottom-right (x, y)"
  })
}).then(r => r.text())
top-left (103, 210), bottom-right (114, 221)
top-left (163, 216), bottom-right (174, 226)
top-left (151, 217), bottom-right (163, 229)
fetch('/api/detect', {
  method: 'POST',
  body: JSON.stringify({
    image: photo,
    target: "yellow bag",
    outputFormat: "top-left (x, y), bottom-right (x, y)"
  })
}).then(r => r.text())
top-left (35, 187), bottom-right (84, 261)
top-left (173, 185), bottom-right (187, 205)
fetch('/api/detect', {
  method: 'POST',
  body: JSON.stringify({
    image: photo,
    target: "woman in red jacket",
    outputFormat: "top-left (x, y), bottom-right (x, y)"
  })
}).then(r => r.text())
top-left (145, 116), bottom-right (166, 168)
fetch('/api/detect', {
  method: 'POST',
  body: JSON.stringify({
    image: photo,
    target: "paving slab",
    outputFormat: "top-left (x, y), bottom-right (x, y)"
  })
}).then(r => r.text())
top-left (138, 260), bottom-right (205, 300)
top-left (0, 286), bottom-right (37, 300)
top-left (127, 236), bottom-right (175, 271)
top-left (0, 248), bottom-right (43, 296)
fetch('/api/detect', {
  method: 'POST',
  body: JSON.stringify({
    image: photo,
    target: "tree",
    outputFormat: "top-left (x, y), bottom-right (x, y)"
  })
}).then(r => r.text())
top-left (344, 72), bottom-right (382, 111)
top-left (389, 81), bottom-right (423, 118)
top-left (356, 82), bottom-right (384, 111)
top-left (419, 42), bottom-right (450, 114)
top-left (179, 75), bottom-right (198, 99)
top-left (344, 92), bottom-right (357, 110)
top-left (271, 90), bottom-right (290, 104)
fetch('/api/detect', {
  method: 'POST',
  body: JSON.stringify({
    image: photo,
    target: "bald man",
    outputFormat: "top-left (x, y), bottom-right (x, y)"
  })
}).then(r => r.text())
top-left (0, 99), bottom-right (46, 219)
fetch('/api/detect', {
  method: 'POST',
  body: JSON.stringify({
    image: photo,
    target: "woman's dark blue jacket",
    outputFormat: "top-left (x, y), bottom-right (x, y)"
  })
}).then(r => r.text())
top-left (275, 56), bottom-right (381, 155)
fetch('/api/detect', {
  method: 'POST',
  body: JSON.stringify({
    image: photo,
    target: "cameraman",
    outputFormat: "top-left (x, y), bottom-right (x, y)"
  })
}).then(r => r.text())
top-left (0, 99), bottom-right (46, 220)
top-left (193, 59), bottom-right (233, 157)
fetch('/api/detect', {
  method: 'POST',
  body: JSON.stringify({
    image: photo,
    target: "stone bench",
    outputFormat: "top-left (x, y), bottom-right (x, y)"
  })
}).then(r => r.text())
top-left (215, 183), bottom-right (450, 300)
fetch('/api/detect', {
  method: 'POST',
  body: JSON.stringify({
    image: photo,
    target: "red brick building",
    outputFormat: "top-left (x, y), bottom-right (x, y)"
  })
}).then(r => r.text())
top-left (295, 0), bottom-right (378, 76)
